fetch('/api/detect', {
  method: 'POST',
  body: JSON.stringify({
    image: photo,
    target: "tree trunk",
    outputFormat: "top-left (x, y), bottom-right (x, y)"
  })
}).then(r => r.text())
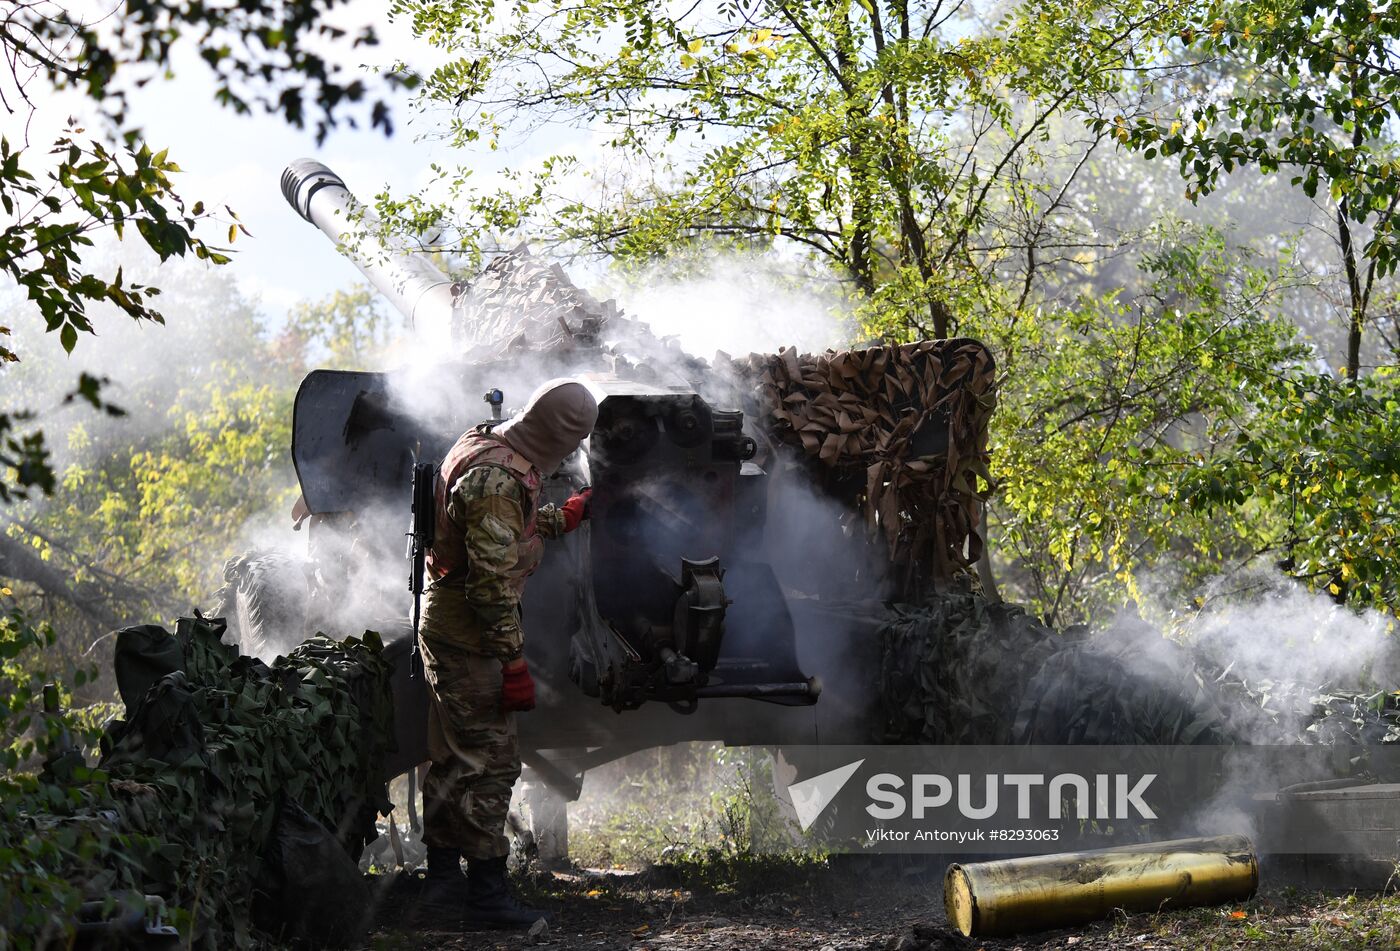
top-left (1338, 201), bottom-right (1364, 379)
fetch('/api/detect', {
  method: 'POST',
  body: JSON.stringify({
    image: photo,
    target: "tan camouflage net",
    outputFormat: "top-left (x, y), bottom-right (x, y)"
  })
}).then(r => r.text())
top-left (454, 244), bottom-right (622, 355)
top-left (735, 338), bottom-right (997, 597)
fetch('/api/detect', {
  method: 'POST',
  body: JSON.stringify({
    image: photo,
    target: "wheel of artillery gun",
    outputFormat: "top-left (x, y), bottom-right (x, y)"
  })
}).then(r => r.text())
top-left (212, 549), bottom-right (310, 660)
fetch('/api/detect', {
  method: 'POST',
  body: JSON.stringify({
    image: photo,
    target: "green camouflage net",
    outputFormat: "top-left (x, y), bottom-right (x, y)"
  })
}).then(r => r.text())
top-left (3, 616), bottom-right (393, 949)
top-left (881, 587), bottom-right (1400, 749)
top-left (881, 586), bottom-right (1058, 744)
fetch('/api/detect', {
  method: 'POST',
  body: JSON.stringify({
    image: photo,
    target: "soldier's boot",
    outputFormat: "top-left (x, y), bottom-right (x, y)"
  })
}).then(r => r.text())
top-left (418, 846), bottom-right (472, 914)
top-left (463, 856), bottom-right (549, 928)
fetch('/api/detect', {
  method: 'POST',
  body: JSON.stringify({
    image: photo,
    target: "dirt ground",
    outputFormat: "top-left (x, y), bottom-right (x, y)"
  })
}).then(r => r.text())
top-left (367, 859), bottom-right (1400, 951)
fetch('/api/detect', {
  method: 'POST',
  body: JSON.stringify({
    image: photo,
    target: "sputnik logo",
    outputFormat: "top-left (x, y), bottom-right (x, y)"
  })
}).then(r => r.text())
top-left (787, 759), bottom-right (865, 832)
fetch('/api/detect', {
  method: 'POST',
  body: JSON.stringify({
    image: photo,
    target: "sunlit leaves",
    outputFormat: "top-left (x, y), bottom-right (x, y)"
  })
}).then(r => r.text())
top-left (1, 0), bottom-right (406, 503)
top-left (1101, 0), bottom-right (1400, 277)
top-left (987, 222), bottom-right (1308, 623)
top-left (1179, 369), bottom-right (1400, 613)
top-left (387, 0), bottom-right (1188, 338)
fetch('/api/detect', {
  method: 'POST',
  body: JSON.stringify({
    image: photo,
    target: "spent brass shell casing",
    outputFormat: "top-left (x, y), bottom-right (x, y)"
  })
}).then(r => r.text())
top-left (944, 834), bottom-right (1258, 937)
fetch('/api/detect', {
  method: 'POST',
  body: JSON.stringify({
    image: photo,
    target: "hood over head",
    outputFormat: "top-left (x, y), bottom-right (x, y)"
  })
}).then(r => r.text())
top-left (495, 378), bottom-right (598, 475)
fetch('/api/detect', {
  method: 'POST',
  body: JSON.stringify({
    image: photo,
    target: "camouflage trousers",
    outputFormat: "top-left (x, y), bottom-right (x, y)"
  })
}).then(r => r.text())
top-left (419, 635), bottom-right (520, 860)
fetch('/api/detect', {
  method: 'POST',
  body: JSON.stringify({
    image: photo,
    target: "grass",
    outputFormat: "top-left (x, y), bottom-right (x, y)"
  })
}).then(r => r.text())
top-left (568, 743), bottom-right (751, 870)
top-left (1077, 889), bottom-right (1400, 949)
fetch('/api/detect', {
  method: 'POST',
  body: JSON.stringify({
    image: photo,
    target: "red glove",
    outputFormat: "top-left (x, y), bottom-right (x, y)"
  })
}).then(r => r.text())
top-left (561, 488), bottom-right (593, 533)
top-left (500, 659), bottom-right (536, 712)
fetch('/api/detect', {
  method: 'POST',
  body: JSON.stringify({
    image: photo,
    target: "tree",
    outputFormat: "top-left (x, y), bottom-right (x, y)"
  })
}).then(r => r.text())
top-left (990, 220), bottom-right (1307, 623)
top-left (284, 284), bottom-right (404, 370)
top-left (1178, 367), bottom-right (1400, 614)
top-left (1, 0), bottom-right (407, 500)
top-left (1102, 0), bottom-right (1400, 377)
top-left (1, 261), bottom-right (299, 667)
top-left (384, 0), bottom-right (1189, 340)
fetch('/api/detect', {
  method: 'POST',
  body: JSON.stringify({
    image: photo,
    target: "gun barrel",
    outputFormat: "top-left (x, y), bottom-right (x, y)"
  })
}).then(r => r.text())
top-left (280, 159), bottom-right (456, 340)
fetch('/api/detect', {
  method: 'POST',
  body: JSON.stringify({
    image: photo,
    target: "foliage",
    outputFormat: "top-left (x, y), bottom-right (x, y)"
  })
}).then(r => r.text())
top-left (0, 128), bottom-right (221, 500)
top-left (986, 222), bottom-right (1307, 622)
top-left (0, 600), bottom-right (116, 949)
top-left (0, 408), bottom-right (52, 504)
top-left (1108, 0), bottom-right (1400, 265)
top-left (5, 0), bottom-right (403, 144)
top-left (1179, 368), bottom-right (1400, 613)
top-left (1, 133), bottom-right (225, 356)
top-left (2, 264), bottom-right (298, 652)
top-left (285, 283), bottom-right (404, 370)
top-left (1099, 0), bottom-right (1400, 375)
top-left (0, 0), bottom-right (404, 502)
top-left (50, 378), bottom-right (295, 602)
top-left (569, 743), bottom-right (823, 892)
top-left (384, 0), bottom-right (1187, 336)
top-left (570, 743), bottom-right (749, 870)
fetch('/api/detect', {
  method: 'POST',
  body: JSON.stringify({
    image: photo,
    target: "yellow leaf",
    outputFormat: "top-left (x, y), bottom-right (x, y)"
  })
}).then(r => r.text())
top-left (228, 224), bottom-right (238, 243)
top-left (1329, 583), bottom-right (1341, 595)
top-left (688, 38), bottom-right (703, 53)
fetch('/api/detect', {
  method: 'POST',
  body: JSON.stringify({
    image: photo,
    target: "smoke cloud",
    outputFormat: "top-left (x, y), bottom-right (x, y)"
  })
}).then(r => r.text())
top-left (601, 253), bottom-right (857, 363)
top-left (1182, 567), bottom-right (1396, 696)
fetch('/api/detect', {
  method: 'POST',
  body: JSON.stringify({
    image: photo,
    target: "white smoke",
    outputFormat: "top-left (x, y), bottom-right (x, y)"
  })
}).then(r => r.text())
top-left (602, 253), bottom-right (857, 363)
top-left (1182, 568), bottom-right (1397, 693)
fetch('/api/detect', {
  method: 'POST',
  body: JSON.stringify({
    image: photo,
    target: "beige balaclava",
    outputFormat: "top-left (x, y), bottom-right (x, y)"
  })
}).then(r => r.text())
top-left (495, 379), bottom-right (599, 474)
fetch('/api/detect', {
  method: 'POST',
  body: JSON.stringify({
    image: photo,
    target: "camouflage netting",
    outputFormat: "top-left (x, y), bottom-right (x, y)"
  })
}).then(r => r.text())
top-left (452, 244), bottom-right (687, 371)
top-left (454, 244), bottom-right (616, 355)
top-left (25, 616), bottom-right (394, 948)
top-left (881, 586), bottom-right (1400, 749)
top-left (1012, 617), bottom-right (1242, 745)
top-left (737, 338), bottom-right (997, 597)
top-left (881, 587), bottom-right (1058, 744)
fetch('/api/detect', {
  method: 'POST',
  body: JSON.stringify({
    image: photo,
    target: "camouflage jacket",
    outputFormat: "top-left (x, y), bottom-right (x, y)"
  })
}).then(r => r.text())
top-left (421, 433), bottom-right (568, 662)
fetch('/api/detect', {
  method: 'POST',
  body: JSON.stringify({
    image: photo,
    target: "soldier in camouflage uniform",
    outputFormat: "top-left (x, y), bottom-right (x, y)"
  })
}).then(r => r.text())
top-left (419, 378), bottom-right (597, 926)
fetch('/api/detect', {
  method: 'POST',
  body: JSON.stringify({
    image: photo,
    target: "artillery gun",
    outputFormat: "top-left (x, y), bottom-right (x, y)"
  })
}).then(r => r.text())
top-left (216, 159), bottom-right (996, 846)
